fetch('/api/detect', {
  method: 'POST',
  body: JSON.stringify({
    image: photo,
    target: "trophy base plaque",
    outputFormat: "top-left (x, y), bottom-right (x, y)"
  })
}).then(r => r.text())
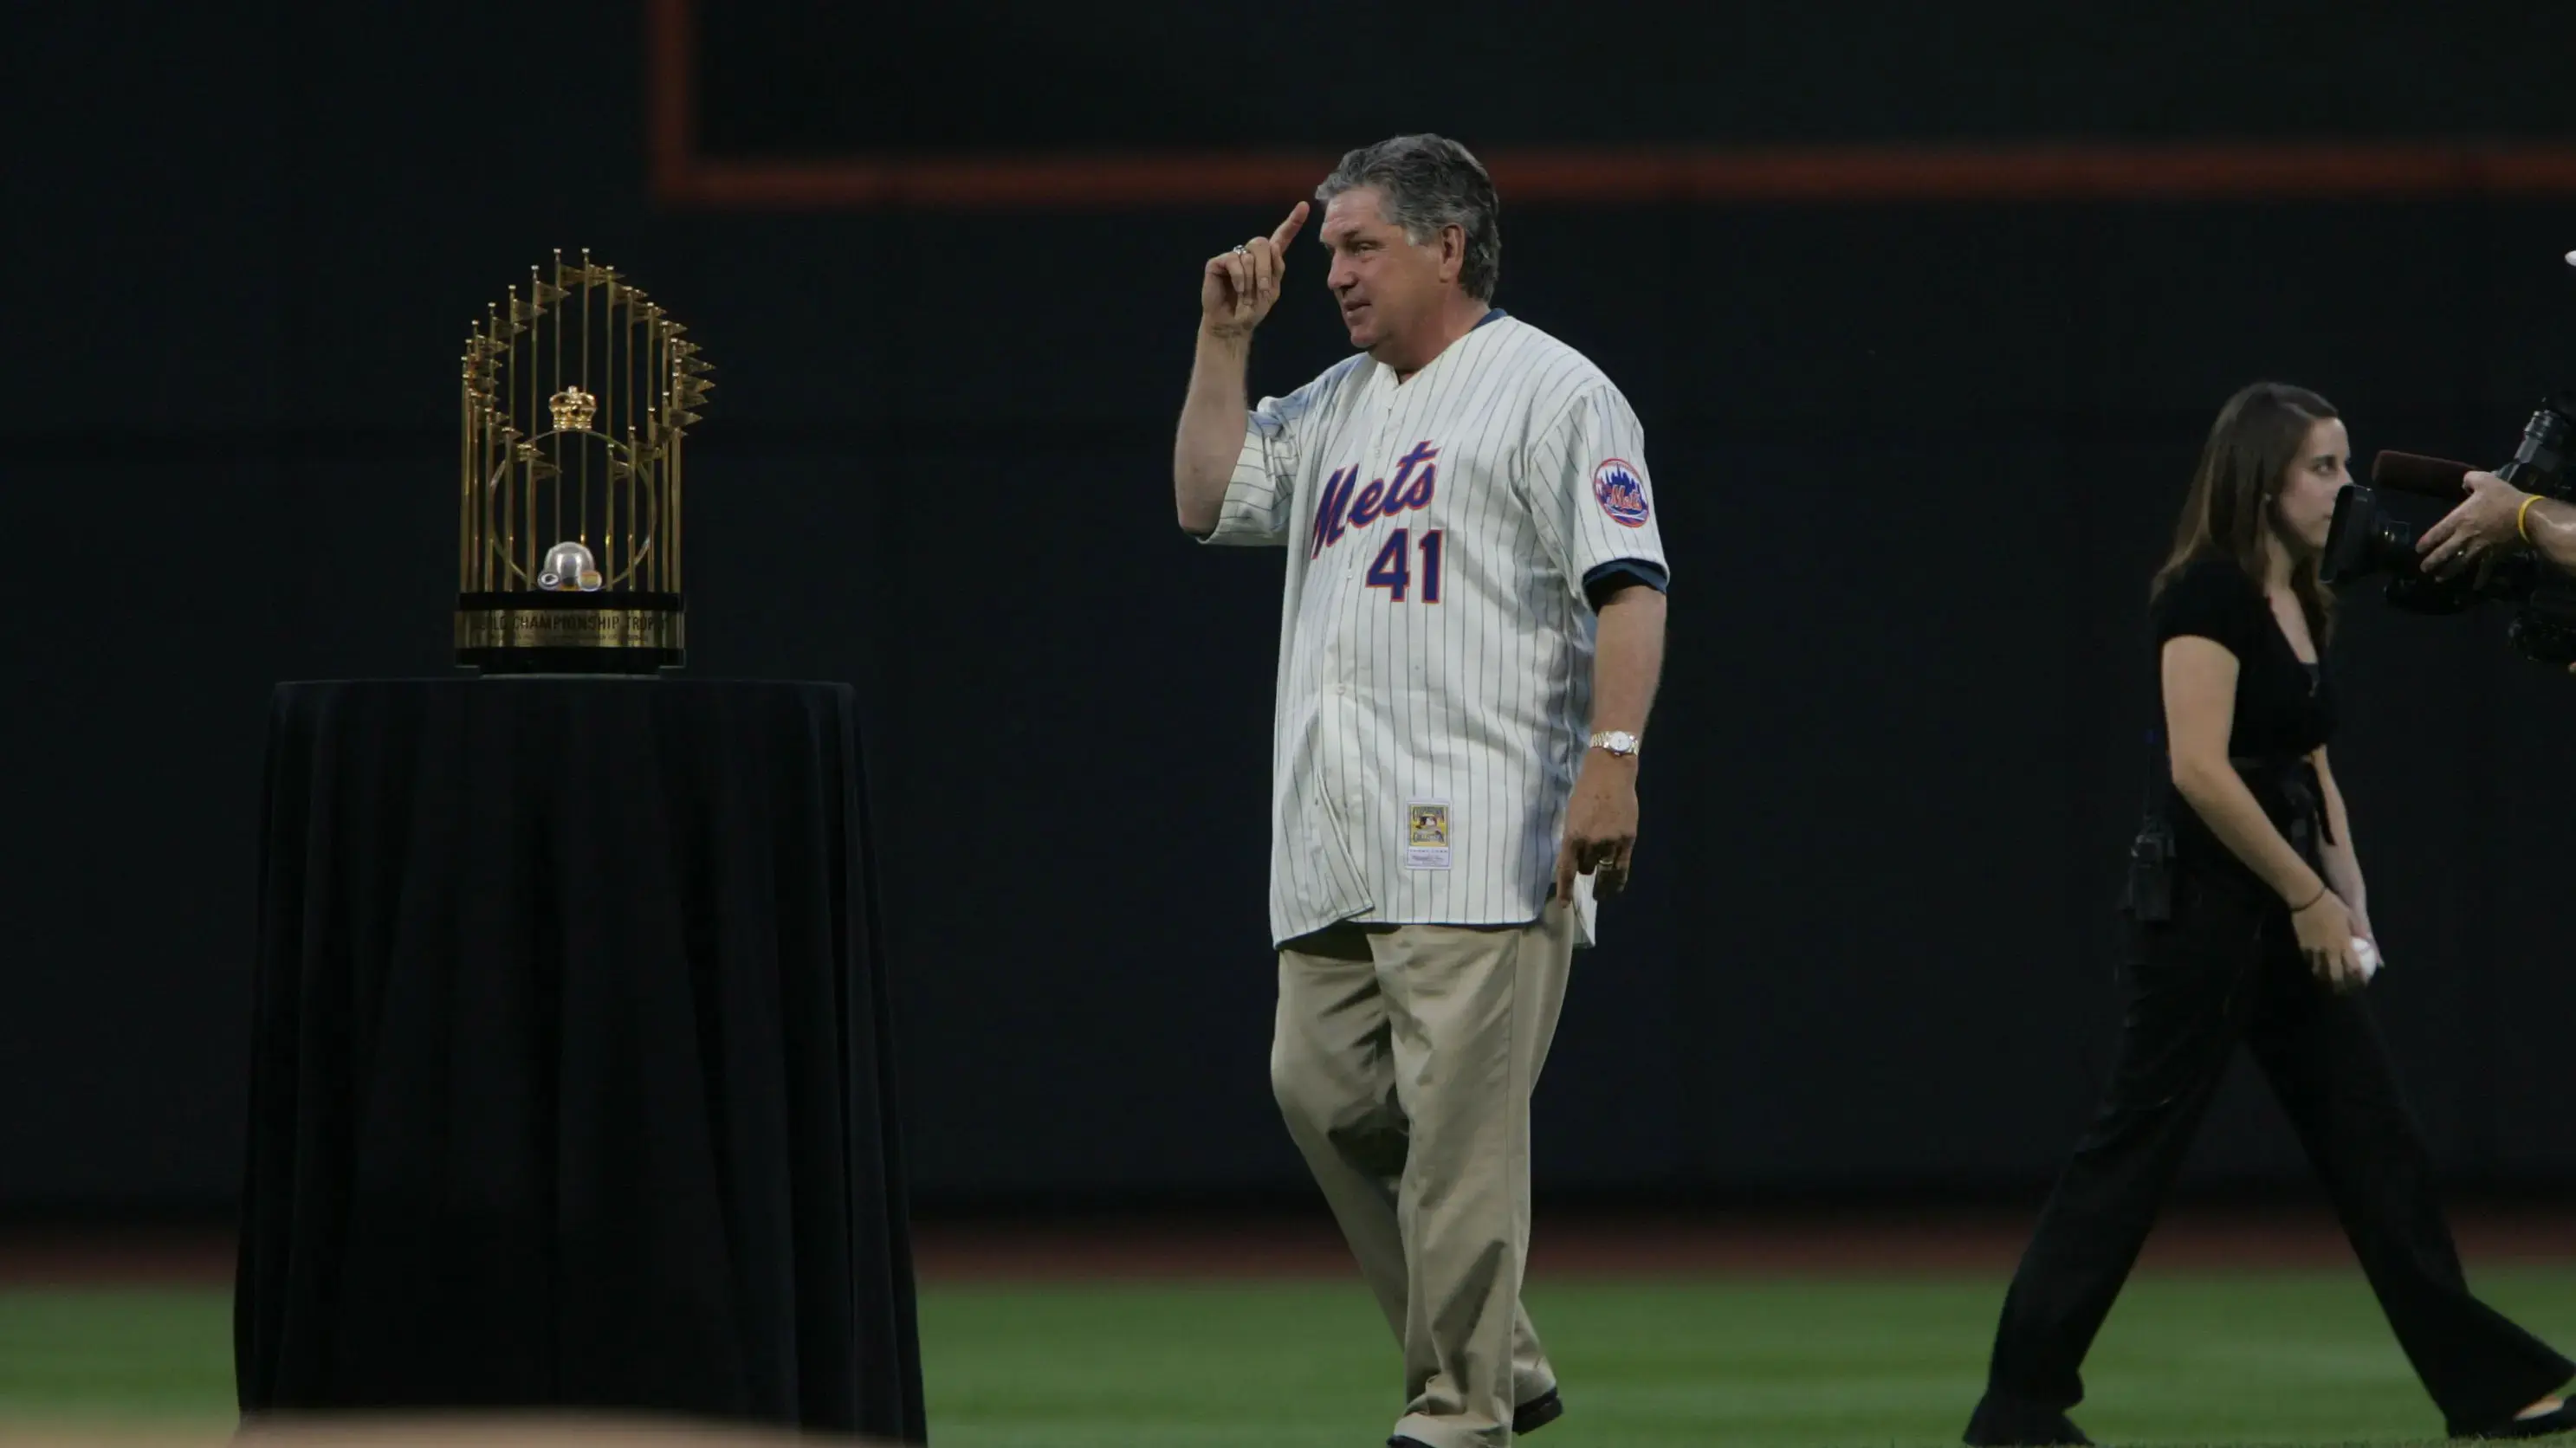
top-left (456, 591), bottom-right (685, 676)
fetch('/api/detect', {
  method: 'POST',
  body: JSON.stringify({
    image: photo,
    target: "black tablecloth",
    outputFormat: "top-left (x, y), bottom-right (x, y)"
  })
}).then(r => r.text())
top-left (236, 679), bottom-right (924, 1443)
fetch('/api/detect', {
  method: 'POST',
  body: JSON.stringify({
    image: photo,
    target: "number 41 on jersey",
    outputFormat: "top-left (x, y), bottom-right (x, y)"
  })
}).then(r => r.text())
top-left (1365, 529), bottom-right (1444, 604)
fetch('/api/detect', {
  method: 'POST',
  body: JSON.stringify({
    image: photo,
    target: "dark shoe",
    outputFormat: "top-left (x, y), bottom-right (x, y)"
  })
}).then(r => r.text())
top-left (1514, 1388), bottom-right (1564, 1435)
top-left (1963, 1400), bottom-right (2094, 1447)
top-left (2472, 1400), bottom-right (2576, 1439)
top-left (1962, 1426), bottom-right (2092, 1448)
top-left (1385, 1389), bottom-right (1560, 1446)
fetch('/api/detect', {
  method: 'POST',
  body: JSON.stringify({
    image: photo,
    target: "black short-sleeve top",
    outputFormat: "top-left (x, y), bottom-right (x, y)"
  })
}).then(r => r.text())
top-left (2152, 555), bottom-right (2336, 760)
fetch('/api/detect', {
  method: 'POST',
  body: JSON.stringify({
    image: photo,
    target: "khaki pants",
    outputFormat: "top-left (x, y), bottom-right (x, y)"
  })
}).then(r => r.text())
top-left (1271, 908), bottom-right (1576, 1448)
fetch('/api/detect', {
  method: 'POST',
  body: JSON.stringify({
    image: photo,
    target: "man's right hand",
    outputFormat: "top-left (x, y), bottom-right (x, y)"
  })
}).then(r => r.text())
top-left (1201, 203), bottom-right (1309, 340)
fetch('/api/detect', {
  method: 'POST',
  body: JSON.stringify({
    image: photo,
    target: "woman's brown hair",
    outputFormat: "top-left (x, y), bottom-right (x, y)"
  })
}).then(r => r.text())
top-left (2152, 380), bottom-right (2340, 641)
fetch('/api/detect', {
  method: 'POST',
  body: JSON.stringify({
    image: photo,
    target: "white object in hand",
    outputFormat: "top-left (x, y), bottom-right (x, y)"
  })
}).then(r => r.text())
top-left (2353, 936), bottom-right (2381, 981)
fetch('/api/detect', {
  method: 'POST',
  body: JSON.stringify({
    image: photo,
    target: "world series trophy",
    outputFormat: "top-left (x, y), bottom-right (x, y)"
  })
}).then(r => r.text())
top-left (455, 249), bottom-right (711, 674)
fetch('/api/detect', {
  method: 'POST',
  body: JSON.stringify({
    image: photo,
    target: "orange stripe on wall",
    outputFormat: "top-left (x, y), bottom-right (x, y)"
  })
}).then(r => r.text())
top-left (646, 0), bottom-right (696, 192)
top-left (646, 0), bottom-right (2576, 208)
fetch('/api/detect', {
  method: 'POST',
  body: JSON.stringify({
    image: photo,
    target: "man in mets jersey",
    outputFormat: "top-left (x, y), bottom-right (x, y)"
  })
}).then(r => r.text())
top-left (1172, 134), bottom-right (1671, 1448)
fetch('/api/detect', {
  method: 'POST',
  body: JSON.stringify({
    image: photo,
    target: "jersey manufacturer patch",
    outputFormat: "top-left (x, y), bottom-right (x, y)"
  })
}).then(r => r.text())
top-left (1405, 799), bottom-right (1453, 871)
top-left (1592, 458), bottom-right (1651, 527)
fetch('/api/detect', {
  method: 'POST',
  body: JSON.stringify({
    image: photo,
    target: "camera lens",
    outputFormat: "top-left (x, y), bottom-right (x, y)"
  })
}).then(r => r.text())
top-left (2321, 484), bottom-right (2423, 586)
top-left (2515, 404), bottom-right (2571, 482)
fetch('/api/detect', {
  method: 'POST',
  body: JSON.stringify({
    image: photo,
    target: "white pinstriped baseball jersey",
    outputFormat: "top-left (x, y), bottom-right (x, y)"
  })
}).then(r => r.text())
top-left (1200, 312), bottom-right (1669, 947)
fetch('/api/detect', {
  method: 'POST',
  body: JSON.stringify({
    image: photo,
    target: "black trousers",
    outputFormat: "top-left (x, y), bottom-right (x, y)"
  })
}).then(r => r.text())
top-left (1965, 866), bottom-right (2572, 1443)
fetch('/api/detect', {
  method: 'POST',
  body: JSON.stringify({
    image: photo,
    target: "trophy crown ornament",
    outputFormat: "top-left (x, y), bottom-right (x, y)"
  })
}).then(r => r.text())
top-left (549, 385), bottom-right (599, 434)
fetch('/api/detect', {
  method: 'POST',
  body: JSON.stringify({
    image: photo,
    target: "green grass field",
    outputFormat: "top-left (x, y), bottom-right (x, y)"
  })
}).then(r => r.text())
top-left (6, 1269), bottom-right (2575, 1446)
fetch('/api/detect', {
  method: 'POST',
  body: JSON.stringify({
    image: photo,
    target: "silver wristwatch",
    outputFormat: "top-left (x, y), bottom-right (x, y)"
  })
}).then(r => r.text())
top-left (1589, 730), bottom-right (1641, 759)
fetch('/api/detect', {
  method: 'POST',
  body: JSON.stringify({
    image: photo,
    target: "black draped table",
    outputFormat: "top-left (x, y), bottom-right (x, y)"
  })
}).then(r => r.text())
top-left (236, 679), bottom-right (925, 1443)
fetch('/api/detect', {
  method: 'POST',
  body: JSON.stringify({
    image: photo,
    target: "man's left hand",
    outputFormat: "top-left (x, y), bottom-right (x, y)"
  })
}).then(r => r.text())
top-left (2419, 471), bottom-right (2531, 578)
top-left (1555, 753), bottom-right (1640, 905)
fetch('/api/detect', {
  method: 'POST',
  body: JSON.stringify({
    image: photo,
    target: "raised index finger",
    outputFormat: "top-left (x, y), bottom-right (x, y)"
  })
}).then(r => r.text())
top-left (1272, 201), bottom-right (1311, 252)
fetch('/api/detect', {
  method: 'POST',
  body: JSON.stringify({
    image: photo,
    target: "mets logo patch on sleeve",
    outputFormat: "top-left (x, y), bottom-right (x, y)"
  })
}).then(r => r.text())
top-left (1591, 459), bottom-right (1651, 527)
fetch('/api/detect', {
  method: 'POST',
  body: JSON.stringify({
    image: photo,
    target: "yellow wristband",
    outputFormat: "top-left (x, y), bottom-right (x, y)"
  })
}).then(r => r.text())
top-left (2519, 494), bottom-right (2543, 544)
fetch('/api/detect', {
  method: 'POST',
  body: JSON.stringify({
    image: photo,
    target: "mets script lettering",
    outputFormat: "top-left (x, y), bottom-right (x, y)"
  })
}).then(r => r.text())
top-left (1311, 441), bottom-right (1439, 558)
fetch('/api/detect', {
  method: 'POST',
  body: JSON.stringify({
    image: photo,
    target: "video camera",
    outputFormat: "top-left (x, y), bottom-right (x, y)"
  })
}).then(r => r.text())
top-left (2320, 395), bottom-right (2576, 664)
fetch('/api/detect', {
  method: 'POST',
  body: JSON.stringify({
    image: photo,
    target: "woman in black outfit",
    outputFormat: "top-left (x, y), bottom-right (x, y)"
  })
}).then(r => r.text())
top-left (1963, 383), bottom-right (2576, 1446)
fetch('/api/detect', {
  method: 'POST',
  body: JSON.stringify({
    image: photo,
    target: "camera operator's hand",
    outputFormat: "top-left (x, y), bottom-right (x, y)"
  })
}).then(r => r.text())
top-left (2291, 889), bottom-right (2367, 992)
top-left (2418, 470), bottom-right (2532, 579)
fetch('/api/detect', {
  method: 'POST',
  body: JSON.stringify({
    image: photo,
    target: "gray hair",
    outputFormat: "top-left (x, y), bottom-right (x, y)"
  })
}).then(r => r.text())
top-left (1315, 134), bottom-right (1501, 302)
